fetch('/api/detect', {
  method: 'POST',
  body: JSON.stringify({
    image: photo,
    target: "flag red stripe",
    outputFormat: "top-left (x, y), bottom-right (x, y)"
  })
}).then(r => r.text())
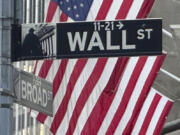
top-left (37, 112), bottom-right (47, 124)
top-left (81, 57), bottom-right (129, 135)
top-left (95, 0), bottom-right (113, 20)
top-left (60, 12), bottom-right (68, 22)
top-left (46, 1), bottom-right (58, 22)
top-left (138, 94), bottom-right (161, 135)
top-left (65, 58), bottom-right (108, 135)
top-left (137, 0), bottom-right (155, 18)
top-left (51, 59), bottom-right (88, 134)
top-left (153, 101), bottom-right (173, 135)
top-left (38, 60), bottom-right (53, 78)
top-left (53, 59), bottom-right (68, 97)
top-left (116, 0), bottom-right (134, 19)
top-left (105, 57), bottom-right (147, 135)
top-left (122, 54), bottom-right (166, 135)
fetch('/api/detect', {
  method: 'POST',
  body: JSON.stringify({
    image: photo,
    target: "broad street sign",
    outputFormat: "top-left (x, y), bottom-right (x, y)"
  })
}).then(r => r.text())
top-left (13, 68), bottom-right (53, 116)
top-left (12, 19), bottom-right (162, 61)
top-left (57, 19), bottom-right (162, 58)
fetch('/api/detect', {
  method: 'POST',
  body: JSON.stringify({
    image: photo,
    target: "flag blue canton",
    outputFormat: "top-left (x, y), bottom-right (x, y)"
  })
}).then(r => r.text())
top-left (58, 0), bottom-right (93, 21)
top-left (52, 0), bottom-right (60, 3)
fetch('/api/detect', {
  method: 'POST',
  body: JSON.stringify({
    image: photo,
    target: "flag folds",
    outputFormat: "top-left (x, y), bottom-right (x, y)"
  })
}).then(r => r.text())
top-left (32, 0), bottom-right (174, 134)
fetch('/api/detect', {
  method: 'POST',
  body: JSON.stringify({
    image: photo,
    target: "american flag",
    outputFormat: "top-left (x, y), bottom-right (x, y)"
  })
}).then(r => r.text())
top-left (32, 0), bottom-right (174, 134)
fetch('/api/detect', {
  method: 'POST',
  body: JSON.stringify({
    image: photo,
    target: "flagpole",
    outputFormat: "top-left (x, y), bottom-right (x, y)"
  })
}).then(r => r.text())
top-left (160, 68), bottom-right (180, 82)
top-left (162, 119), bottom-right (180, 134)
top-left (163, 29), bottom-right (173, 38)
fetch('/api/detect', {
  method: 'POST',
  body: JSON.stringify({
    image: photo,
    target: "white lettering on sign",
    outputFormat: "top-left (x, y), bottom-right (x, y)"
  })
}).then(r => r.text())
top-left (137, 28), bottom-right (153, 40)
top-left (93, 21), bottom-right (120, 31)
top-left (33, 76), bottom-right (41, 86)
top-left (107, 31), bottom-right (120, 50)
top-left (67, 32), bottom-right (87, 51)
top-left (122, 30), bottom-right (136, 49)
top-left (67, 30), bottom-right (138, 51)
top-left (21, 80), bottom-right (50, 108)
top-left (87, 31), bottom-right (104, 51)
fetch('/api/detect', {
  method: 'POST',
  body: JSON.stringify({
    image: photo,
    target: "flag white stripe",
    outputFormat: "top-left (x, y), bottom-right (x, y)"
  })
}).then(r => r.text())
top-left (105, 0), bottom-right (123, 20)
top-left (44, 115), bottom-right (53, 128)
top-left (46, 60), bottom-right (61, 83)
top-left (131, 89), bottom-right (156, 135)
top-left (86, 0), bottom-right (103, 21)
top-left (35, 60), bottom-right (44, 76)
top-left (97, 57), bottom-right (139, 135)
top-left (146, 90), bottom-right (168, 135)
top-left (56, 59), bottom-right (98, 134)
top-left (67, 17), bottom-right (74, 22)
top-left (114, 56), bottom-right (156, 134)
top-left (72, 58), bottom-right (118, 135)
top-left (44, 0), bottom-right (50, 22)
top-left (52, 6), bottom-right (61, 22)
top-left (126, 0), bottom-right (144, 19)
top-left (31, 110), bottom-right (39, 118)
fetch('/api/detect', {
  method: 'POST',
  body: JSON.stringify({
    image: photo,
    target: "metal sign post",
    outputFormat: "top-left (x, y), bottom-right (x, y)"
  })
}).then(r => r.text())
top-left (13, 68), bottom-right (53, 116)
top-left (0, 0), bottom-right (14, 135)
